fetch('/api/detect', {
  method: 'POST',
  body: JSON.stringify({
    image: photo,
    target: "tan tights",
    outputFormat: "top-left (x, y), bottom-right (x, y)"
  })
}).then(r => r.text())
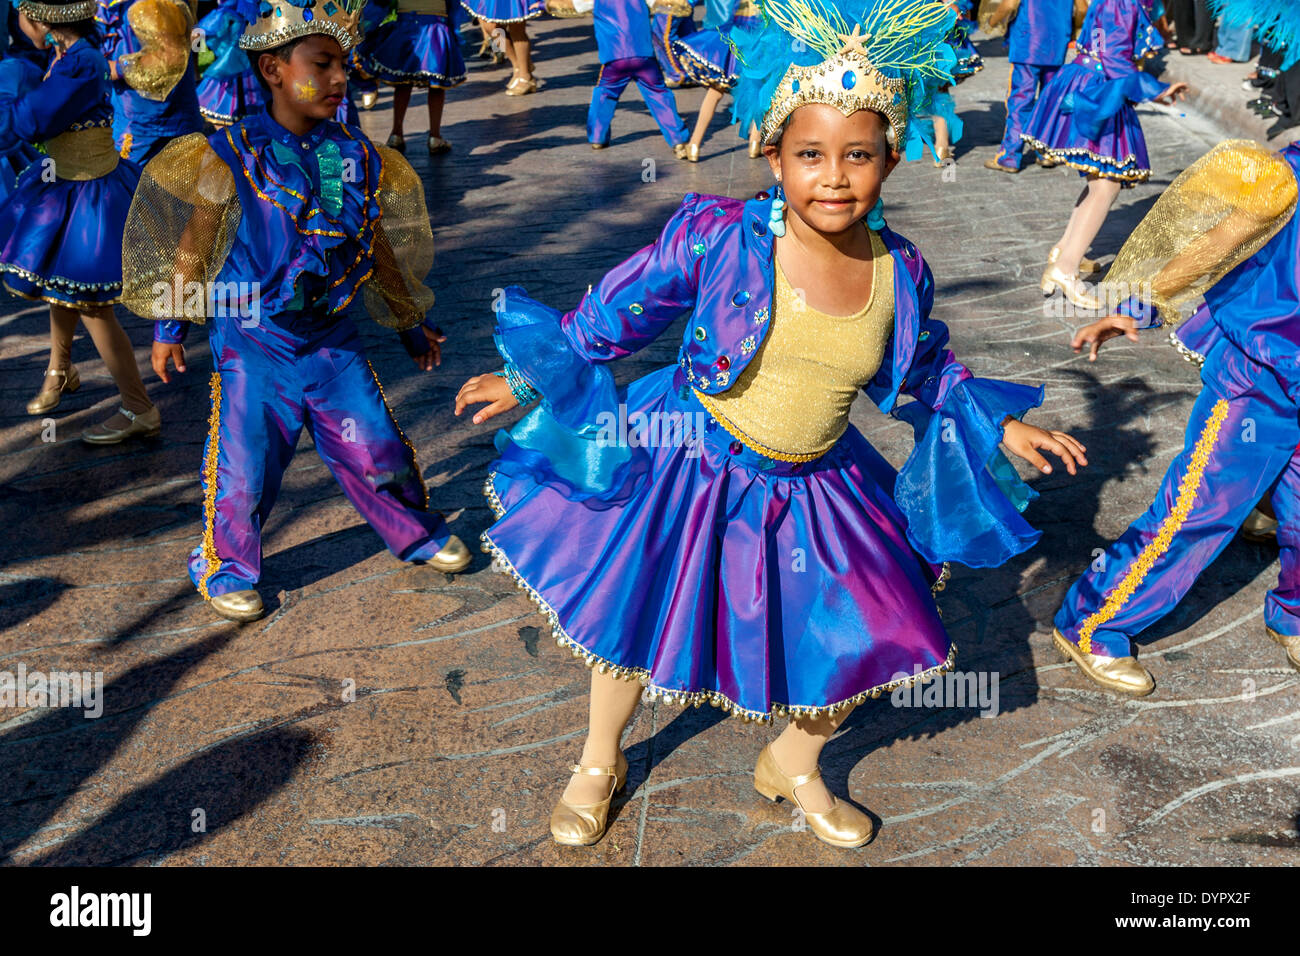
top-left (48, 304), bottom-right (152, 423)
top-left (564, 668), bottom-right (852, 813)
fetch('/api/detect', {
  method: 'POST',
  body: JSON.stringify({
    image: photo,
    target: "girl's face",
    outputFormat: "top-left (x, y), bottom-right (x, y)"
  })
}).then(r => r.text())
top-left (259, 35), bottom-right (347, 119)
top-left (765, 105), bottom-right (901, 236)
top-left (18, 12), bottom-right (51, 47)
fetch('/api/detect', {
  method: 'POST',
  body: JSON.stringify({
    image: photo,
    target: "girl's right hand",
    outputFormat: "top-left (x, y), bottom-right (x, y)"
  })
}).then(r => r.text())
top-left (454, 372), bottom-right (519, 425)
top-left (151, 342), bottom-right (187, 383)
top-left (1156, 82), bottom-right (1189, 106)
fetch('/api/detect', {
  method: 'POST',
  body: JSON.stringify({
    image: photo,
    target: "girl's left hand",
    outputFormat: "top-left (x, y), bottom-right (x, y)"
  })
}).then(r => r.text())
top-left (1156, 81), bottom-right (1189, 105)
top-left (411, 323), bottom-right (446, 371)
top-left (1000, 418), bottom-right (1088, 475)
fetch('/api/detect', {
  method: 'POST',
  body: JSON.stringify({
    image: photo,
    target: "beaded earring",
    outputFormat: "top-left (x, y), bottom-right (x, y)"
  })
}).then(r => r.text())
top-left (768, 183), bottom-right (786, 237)
top-left (866, 197), bottom-right (886, 230)
top-left (44, 32), bottom-right (56, 48)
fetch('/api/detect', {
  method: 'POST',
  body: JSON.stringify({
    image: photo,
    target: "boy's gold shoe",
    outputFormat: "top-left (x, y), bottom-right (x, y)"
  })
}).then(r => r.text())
top-left (753, 744), bottom-right (874, 848)
top-left (429, 535), bottom-right (471, 574)
top-left (550, 751), bottom-right (628, 846)
top-left (1267, 627), bottom-right (1300, 673)
top-left (27, 366), bottom-right (80, 415)
top-left (209, 589), bottom-right (264, 622)
top-left (1052, 628), bottom-right (1154, 696)
top-left (1240, 507), bottom-right (1279, 542)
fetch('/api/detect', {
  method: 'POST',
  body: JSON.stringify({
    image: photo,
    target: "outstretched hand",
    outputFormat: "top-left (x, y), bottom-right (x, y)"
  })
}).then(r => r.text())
top-left (1156, 81), bottom-right (1189, 105)
top-left (151, 342), bottom-right (187, 383)
top-left (1001, 418), bottom-right (1088, 476)
top-left (454, 372), bottom-right (519, 425)
top-left (1072, 314), bottom-right (1140, 361)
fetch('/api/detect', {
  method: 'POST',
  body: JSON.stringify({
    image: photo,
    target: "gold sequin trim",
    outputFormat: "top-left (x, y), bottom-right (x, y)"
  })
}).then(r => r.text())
top-left (366, 358), bottom-right (429, 509)
top-left (197, 372), bottom-right (223, 601)
top-left (692, 389), bottom-right (825, 462)
top-left (1021, 136), bottom-right (1152, 182)
top-left (1075, 398), bottom-right (1230, 653)
top-left (481, 471), bottom-right (956, 722)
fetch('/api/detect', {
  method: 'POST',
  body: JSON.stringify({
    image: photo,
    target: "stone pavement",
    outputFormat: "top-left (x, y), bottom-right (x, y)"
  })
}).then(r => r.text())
top-left (1, 21), bottom-right (1297, 866)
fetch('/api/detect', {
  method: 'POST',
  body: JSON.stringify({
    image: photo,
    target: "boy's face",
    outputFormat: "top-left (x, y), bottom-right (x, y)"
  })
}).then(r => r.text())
top-left (765, 105), bottom-right (901, 235)
top-left (259, 35), bottom-right (347, 119)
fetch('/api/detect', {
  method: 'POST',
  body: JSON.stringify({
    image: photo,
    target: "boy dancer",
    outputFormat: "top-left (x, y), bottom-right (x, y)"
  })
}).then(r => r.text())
top-left (123, 0), bottom-right (470, 622)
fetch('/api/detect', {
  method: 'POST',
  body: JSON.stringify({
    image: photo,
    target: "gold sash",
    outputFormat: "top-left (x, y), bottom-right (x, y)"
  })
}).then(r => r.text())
top-left (44, 127), bottom-right (120, 181)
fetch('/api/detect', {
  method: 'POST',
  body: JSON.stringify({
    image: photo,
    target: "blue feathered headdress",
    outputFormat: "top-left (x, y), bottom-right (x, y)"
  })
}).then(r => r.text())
top-left (1208, 0), bottom-right (1300, 70)
top-left (729, 0), bottom-right (958, 155)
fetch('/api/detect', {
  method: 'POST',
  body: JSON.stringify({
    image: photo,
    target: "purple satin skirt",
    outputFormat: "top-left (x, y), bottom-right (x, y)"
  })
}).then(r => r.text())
top-left (1022, 62), bottom-right (1153, 184)
top-left (0, 157), bottom-right (143, 307)
top-left (197, 70), bottom-right (265, 125)
top-left (483, 364), bottom-right (955, 722)
top-left (672, 16), bottom-right (759, 90)
top-left (357, 13), bottom-right (468, 87)
top-left (458, 0), bottom-right (544, 22)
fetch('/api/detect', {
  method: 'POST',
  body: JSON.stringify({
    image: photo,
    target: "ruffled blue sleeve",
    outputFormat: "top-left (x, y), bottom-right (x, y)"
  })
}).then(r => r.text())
top-left (489, 288), bottom-right (649, 504)
top-left (885, 249), bottom-right (1046, 568)
top-left (1065, 71), bottom-right (1167, 140)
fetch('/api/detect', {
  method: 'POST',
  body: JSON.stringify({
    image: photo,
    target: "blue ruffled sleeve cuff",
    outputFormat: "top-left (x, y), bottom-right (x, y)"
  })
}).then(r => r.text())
top-left (489, 286), bottom-right (647, 503)
top-left (892, 377), bottom-right (1045, 568)
top-left (153, 319), bottom-right (189, 344)
top-left (1115, 294), bottom-right (1162, 329)
top-left (1065, 71), bottom-right (1167, 140)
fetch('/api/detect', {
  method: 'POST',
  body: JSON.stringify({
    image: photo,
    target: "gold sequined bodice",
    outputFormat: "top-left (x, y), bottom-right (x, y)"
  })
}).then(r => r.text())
top-left (696, 229), bottom-right (895, 461)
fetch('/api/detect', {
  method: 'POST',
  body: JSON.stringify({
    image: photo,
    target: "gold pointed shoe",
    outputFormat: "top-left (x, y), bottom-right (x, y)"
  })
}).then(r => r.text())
top-left (1266, 627), bottom-right (1300, 673)
top-left (1040, 264), bottom-right (1101, 310)
top-left (1052, 628), bottom-right (1154, 696)
top-left (429, 534), bottom-right (471, 574)
top-left (27, 366), bottom-right (80, 415)
top-left (550, 752), bottom-right (628, 847)
top-left (80, 405), bottom-right (161, 444)
top-left (1049, 245), bottom-right (1103, 276)
top-left (753, 744), bottom-right (875, 849)
top-left (684, 142), bottom-right (700, 163)
top-left (360, 90), bottom-right (378, 110)
top-left (748, 135), bottom-right (762, 158)
top-left (1240, 507), bottom-right (1279, 542)
top-left (209, 589), bottom-right (264, 622)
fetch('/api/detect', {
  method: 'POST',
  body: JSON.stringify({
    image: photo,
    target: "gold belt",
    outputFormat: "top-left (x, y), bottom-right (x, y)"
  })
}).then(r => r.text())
top-left (651, 0), bottom-right (694, 15)
top-left (734, 0), bottom-right (759, 16)
top-left (401, 0), bottom-right (448, 15)
top-left (43, 127), bottom-right (120, 181)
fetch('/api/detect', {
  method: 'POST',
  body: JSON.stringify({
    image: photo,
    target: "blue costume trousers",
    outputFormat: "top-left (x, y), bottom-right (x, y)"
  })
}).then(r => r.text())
top-left (995, 62), bottom-right (1059, 169)
top-left (189, 308), bottom-right (450, 598)
top-left (587, 57), bottom-right (689, 147)
top-left (1055, 338), bottom-right (1300, 657)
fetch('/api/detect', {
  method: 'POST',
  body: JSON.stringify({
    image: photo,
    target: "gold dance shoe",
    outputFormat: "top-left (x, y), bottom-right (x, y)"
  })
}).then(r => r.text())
top-left (1041, 264), bottom-right (1101, 310)
top-left (748, 135), bottom-right (762, 158)
top-left (360, 90), bottom-right (378, 110)
top-left (209, 589), bottom-right (265, 623)
top-left (983, 156), bottom-right (1021, 174)
top-left (385, 132), bottom-right (405, 152)
top-left (673, 142), bottom-right (689, 160)
top-left (81, 406), bottom-right (161, 445)
top-left (550, 751), bottom-right (628, 846)
top-left (590, 141), bottom-right (607, 150)
top-left (933, 145), bottom-right (955, 168)
top-left (505, 75), bottom-right (537, 96)
top-left (429, 535), bottom-right (472, 574)
top-left (428, 135), bottom-right (452, 154)
top-left (683, 142), bottom-right (700, 163)
top-left (1049, 245), bottom-right (1102, 276)
top-left (1053, 628), bottom-right (1154, 696)
top-left (1240, 507), bottom-right (1278, 542)
top-left (753, 744), bottom-right (875, 849)
top-left (27, 366), bottom-right (80, 415)
top-left (1267, 627), bottom-right (1300, 673)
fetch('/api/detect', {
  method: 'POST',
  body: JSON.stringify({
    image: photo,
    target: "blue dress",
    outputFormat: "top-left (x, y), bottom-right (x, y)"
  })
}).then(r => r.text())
top-left (1023, 0), bottom-right (1168, 185)
top-left (484, 190), bottom-right (1049, 721)
top-left (357, 0), bottom-right (468, 87)
top-left (0, 40), bottom-right (142, 307)
top-left (458, 0), bottom-right (545, 21)
top-left (195, 0), bottom-right (265, 125)
top-left (673, 0), bottom-right (758, 90)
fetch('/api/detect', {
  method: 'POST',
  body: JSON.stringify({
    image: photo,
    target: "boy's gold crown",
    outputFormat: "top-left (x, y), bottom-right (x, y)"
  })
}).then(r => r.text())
top-left (760, 27), bottom-right (909, 145)
top-left (240, 0), bottom-right (363, 52)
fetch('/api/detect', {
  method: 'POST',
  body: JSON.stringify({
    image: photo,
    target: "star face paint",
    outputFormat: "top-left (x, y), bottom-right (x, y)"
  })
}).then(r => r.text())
top-left (294, 79), bottom-right (318, 102)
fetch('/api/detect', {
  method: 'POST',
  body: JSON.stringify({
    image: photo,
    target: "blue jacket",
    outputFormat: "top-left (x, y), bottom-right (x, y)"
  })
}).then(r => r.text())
top-left (1007, 0), bottom-right (1074, 67)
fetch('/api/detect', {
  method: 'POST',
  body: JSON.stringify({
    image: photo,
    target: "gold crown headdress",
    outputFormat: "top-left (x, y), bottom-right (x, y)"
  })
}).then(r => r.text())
top-left (17, 1), bottom-right (98, 22)
top-left (239, 0), bottom-right (363, 52)
top-left (732, 0), bottom-right (958, 148)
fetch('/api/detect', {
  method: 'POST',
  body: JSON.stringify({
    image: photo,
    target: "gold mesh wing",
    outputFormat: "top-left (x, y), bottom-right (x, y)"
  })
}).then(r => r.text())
top-left (118, 0), bottom-right (197, 102)
top-left (121, 132), bottom-right (241, 322)
top-left (362, 145), bottom-right (436, 331)
top-left (977, 0), bottom-right (1019, 39)
top-left (1101, 139), bottom-right (1298, 324)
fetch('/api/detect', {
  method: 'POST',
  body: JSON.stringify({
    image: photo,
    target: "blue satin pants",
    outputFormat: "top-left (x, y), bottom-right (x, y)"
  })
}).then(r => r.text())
top-left (1056, 338), bottom-right (1300, 656)
top-left (996, 62), bottom-right (1059, 169)
top-left (587, 57), bottom-right (688, 148)
top-left (188, 309), bottom-right (450, 597)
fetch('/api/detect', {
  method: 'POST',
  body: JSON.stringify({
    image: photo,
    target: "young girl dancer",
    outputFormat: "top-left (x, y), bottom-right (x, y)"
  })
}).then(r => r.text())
top-left (673, 0), bottom-right (760, 161)
top-left (356, 0), bottom-right (466, 152)
top-left (194, 0), bottom-right (264, 126)
top-left (123, 0), bottom-right (469, 622)
top-left (0, 0), bottom-right (158, 443)
top-left (923, 0), bottom-right (979, 166)
top-left (456, 0), bottom-right (1087, 849)
top-left (1022, 0), bottom-right (1188, 309)
top-left (458, 0), bottom-right (542, 94)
